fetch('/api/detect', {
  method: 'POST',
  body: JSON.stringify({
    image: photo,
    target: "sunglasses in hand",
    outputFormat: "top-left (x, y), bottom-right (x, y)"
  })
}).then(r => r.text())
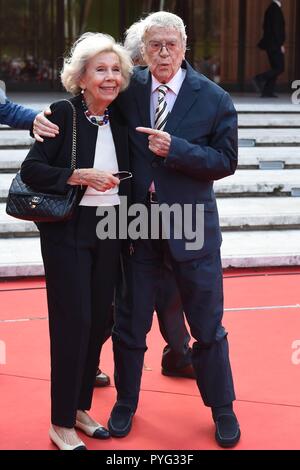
top-left (113, 171), bottom-right (133, 182)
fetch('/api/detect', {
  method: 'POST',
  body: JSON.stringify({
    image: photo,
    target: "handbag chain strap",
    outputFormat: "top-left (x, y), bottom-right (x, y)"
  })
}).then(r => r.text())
top-left (61, 99), bottom-right (77, 171)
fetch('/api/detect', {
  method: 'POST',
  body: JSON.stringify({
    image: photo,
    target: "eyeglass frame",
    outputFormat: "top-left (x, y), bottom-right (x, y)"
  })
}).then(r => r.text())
top-left (145, 40), bottom-right (182, 54)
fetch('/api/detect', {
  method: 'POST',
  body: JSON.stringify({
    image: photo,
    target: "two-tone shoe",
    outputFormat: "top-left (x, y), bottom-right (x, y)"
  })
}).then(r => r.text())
top-left (75, 419), bottom-right (110, 439)
top-left (49, 425), bottom-right (87, 450)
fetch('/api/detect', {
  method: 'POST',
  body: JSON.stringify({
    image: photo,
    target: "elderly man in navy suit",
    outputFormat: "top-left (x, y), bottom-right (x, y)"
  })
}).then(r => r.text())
top-left (108, 12), bottom-right (240, 448)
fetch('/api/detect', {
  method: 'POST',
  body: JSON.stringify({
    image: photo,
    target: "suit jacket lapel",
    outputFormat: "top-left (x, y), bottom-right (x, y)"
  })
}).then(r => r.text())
top-left (132, 67), bottom-right (152, 128)
top-left (164, 61), bottom-right (201, 135)
top-left (109, 106), bottom-right (128, 170)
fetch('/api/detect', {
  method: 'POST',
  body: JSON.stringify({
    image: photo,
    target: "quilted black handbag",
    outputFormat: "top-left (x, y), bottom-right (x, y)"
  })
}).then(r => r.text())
top-left (6, 100), bottom-right (78, 223)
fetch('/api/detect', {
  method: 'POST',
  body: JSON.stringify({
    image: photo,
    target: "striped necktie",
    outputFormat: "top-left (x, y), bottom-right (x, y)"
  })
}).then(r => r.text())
top-left (154, 85), bottom-right (169, 131)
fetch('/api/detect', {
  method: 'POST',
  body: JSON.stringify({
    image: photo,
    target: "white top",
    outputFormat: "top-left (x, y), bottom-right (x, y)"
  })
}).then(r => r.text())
top-left (80, 122), bottom-right (120, 207)
top-left (150, 67), bottom-right (186, 127)
top-left (273, 0), bottom-right (281, 7)
top-left (149, 67), bottom-right (186, 192)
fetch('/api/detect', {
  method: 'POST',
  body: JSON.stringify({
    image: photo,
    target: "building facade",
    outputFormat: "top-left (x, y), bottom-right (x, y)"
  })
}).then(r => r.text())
top-left (0, 0), bottom-right (299, 91)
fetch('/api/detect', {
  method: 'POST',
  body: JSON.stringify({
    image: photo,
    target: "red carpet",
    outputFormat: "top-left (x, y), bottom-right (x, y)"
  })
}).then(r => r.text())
top-left (0, 269), bottom-right (300, 450)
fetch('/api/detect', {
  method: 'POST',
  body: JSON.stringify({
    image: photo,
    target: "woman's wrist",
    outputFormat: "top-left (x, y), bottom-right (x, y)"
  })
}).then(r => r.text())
top-left (67, 168), bottom-right (84, 187)
top-left (76, 169), bottom-right (85, 188)
top-left (76, 169), bottom-right (82, 184)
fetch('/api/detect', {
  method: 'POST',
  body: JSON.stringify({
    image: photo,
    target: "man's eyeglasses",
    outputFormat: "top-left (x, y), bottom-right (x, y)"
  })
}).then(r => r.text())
top-left (146, 41), bottom-right (180, 53)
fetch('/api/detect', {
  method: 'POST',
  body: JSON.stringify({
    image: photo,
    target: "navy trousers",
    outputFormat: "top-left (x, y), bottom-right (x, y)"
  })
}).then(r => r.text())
top-left (257, 48), bottom-right (285, 96)
top-left (102, 257), bottom-right (191, 370)
top-left (113, 237), bottom-right (236, 411)
top-left (156, 259), bottom-right (192, 370)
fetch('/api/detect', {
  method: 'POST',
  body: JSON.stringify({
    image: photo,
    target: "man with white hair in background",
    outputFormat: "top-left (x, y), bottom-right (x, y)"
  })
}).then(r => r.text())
top-left (121, 20), bottom-right (196, 381)
top-left (124, 21), bottom-right (145, 65)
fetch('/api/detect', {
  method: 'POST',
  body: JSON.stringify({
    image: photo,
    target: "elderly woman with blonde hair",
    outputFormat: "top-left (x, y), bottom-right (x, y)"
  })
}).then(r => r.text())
top-left (21, 33), bottom-right (132, 450)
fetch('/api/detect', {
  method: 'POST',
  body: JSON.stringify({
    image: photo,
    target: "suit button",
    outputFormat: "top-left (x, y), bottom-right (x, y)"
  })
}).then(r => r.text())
top-left (152, 161), bottom-right (159, 168)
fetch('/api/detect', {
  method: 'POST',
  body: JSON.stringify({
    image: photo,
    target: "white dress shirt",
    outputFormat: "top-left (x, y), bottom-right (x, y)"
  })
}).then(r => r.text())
top-left (150, 67), bottom-right (186, 127)
top-left (273, 0), bottom-right (282, 7)
top-left (80, 122), bottom-right (120, 207)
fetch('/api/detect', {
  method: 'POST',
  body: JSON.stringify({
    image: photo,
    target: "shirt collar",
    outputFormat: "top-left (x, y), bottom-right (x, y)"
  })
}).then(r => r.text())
top-left (151, 67), bottom-right (185, 95)
top-left (273, 0), bottom-right (282, 7)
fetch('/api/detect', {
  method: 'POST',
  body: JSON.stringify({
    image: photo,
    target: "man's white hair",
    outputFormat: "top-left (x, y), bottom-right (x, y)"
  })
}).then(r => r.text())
top-left (124, 21), bottom-right (145, 63)
top-left (141, 11), bottom-right (187, 45)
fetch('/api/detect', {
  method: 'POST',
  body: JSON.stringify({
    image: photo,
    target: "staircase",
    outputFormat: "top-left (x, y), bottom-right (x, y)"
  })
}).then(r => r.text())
top-left (0, 96), bottom-right (300, 277)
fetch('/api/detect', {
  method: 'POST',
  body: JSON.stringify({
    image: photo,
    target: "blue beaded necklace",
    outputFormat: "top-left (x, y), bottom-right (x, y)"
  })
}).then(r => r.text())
top-left (82, 95), bottom-right (110, 126)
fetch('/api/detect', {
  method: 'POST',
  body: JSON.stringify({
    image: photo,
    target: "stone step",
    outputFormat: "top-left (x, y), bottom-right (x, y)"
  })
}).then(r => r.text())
top-left (1, 197), bottom-right (300, 237)
top-left (239, 128), bottom-right (300, 146)
top-left (3, 115), bottom-right (298, 135)
top-left (0, 130), bottom-right (33, 149)
top-left (218, 197), bottom-right (300, 230)
top-left (0, 229), bottom-right (299, 277)
top-left (234, 98), bottom-right (300, 114)
top-left (214, 169), bottom-right (300, 197)
top-left (0, 147), bottom-right (299, 174)
top-left (1, 170), bottom-right (300, 202)
top-left (0, 174), bottom-right (15, 201)
top-left (238, 147), bottom-right (300, 169)
top-left (221, 230), bottom-right (300, 268)
top-left (0, 147), bottom-right (299, 173)
top-left (0, 149), bottom-right (27, 172)
top-left (0, 237), bottom-right (43, 277)
top-left (8, 92), bottom-right (68, 109)
top-left (8, 91), bottom-right (296, 113)
top-left (1, 124), bottom-right (299, 151)
top-left (238, 114), bottom-right (300, 128)
top-left (0, 203), bottom-right (37, 236)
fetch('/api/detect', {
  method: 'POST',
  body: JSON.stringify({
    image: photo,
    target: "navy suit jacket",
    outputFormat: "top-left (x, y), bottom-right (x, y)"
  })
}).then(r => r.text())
top-left (0, 89), bottom-right (37, 129)
top-left (116, 61), bottom-right (238, 262)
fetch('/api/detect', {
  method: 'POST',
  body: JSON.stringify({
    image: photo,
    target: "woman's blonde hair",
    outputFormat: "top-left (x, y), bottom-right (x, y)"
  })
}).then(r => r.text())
top-left (61, 32), bottom-right (133, 95)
